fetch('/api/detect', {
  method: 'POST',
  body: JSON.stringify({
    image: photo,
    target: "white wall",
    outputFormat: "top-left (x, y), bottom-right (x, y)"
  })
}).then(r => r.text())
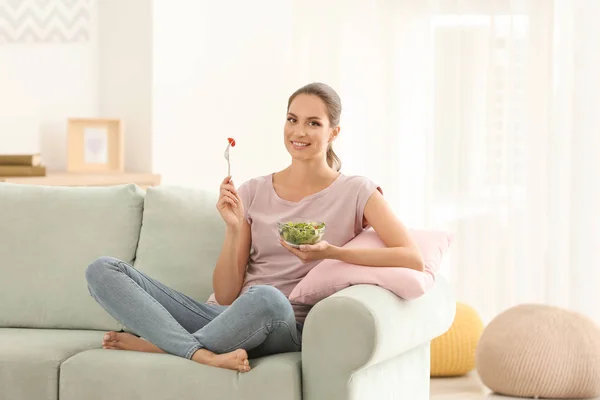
top-left (0, 0), bottom-right (153, 173)
top-left (150, 0), bottom-right (416, 199)
top-left (97, 0), bottom-right (152, 173)
top-left (0, 1), bottom-right (98, 170)
top-left (152, 0), bottom-right (300, 188)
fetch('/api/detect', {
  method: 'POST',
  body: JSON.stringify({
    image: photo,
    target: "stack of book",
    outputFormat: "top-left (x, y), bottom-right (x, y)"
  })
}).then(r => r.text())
top-left (0, 154), bottom-right (46, 177)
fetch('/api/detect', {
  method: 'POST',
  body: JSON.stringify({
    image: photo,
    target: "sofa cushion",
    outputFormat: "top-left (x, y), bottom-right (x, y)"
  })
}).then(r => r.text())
top-left (60, 349), bottom-right (302, 400)
top-left (133, 186), bottom-right (225, 303)
top-left (0, 328), bottom-right (105, 400)
top-left (0, 183), bottom-right (144, 330)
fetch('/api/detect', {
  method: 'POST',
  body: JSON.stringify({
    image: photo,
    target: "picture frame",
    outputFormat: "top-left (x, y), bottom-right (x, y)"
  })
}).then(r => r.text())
top-left (67, 118), bottom-right (124, 173)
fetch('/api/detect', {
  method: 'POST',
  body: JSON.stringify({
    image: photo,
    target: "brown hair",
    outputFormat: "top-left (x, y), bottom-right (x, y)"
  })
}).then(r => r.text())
top-left (287, 82), bottom-right (342, 171)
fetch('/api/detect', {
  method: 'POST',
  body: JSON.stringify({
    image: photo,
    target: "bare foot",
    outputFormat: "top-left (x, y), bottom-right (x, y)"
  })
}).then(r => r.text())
top-left (102, 331), bottom-right (166, 354)
top-left (191, 348), bottom-right (250, 373)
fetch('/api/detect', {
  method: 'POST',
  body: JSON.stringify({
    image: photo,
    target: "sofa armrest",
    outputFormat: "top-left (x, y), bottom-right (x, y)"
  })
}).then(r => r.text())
top-left (301, 276), bottom-right (455, 400)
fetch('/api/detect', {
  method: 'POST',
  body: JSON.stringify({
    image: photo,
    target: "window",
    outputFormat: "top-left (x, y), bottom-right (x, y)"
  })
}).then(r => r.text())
top-left (430, 14), bottom-right (530, 217)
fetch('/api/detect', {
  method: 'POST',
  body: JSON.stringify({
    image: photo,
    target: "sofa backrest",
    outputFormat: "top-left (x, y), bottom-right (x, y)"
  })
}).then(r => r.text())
top-left (133, 186), bottom-right (225, 304)
top-left (0, 183), bottom-right (144, 330)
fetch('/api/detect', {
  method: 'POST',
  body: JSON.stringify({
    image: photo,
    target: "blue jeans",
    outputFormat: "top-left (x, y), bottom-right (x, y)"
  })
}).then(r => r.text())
top-left (85, 256), bottom-right (302, 360)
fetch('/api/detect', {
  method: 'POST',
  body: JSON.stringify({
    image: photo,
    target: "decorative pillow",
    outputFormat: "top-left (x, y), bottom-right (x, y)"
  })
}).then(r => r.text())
top-left (288, 228), bottom-right (453, 305)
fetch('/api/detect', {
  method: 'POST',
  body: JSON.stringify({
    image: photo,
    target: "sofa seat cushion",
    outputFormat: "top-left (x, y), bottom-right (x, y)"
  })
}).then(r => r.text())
top-left (0, 183), bottom-right (145, 330)
top-left (60, 349), bottom-right (302, 400)
top-left (0, 328), bottom-right (105, 400)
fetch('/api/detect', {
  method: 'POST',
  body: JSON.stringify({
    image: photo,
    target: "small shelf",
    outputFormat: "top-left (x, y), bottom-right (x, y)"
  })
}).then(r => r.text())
top-left (0, 172), bottom-right (161, 190)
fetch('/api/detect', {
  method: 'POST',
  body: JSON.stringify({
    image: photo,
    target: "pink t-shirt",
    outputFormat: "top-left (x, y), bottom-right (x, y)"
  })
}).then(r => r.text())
top-left (210, 173), bottom-right (380, 324)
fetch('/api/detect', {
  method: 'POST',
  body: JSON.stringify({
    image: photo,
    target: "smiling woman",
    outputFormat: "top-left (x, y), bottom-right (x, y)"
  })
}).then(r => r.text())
top-left (285, 83), bottom-right (343, 172)
top-left (85, 82), bottom-right (423, 375)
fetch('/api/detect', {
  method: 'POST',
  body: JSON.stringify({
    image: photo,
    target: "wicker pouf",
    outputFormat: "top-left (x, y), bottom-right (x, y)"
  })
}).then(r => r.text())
top-left (430, 303), bottom-right (484, 377)
top-left (476, 304), bottom-right (600, 399)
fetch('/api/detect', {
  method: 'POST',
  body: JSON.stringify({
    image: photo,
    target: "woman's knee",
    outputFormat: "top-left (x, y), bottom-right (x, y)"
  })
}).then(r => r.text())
top-left (246, 285), bottom-right (293, 320)
top-left (85, 256), bottom-right (121, 285)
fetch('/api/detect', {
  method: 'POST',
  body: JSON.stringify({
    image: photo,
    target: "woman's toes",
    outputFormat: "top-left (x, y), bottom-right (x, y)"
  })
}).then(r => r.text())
top-left (104, 331), bottom-right (117, 342)
top-left (240, 357), bottom-right (250, 372)
top-left (102, 332), bottom-right (121, 350)
top-left (104, 332), bottom-right (120, 346)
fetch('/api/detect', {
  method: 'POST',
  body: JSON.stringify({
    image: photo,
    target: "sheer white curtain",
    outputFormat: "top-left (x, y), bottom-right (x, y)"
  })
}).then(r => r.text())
top-left (288, 0), bottom-right (600, 324)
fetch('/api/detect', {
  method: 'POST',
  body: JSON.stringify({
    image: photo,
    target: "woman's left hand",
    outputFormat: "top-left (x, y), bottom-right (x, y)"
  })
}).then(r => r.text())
top-left (279, 239), bottom-right (338, 263)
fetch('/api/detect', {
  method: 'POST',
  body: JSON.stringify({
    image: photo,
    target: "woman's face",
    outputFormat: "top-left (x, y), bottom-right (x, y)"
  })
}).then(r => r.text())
top-left (284, 94), bottom-right (337, 162)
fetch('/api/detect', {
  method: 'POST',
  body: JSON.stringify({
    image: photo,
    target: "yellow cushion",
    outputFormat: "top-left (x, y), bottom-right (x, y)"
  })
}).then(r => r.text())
top-left (430, 302), bottom-right (484, 377)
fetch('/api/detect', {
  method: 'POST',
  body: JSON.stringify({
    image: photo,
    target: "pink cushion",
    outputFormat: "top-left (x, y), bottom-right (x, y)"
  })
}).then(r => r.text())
top-left (288, 228), bottom-right (453, 305)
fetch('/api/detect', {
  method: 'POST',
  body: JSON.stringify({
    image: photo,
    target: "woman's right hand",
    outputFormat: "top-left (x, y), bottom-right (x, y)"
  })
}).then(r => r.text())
top-left (217, 176), bottom-right (245, 228)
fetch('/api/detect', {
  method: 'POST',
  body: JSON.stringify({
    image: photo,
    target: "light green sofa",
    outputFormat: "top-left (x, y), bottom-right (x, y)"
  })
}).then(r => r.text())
top-left (0, 182), bottom-right (455, 400)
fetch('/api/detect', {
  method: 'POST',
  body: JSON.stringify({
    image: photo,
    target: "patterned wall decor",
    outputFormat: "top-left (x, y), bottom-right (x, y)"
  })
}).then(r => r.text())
top-left (0, 0), bottom-right (92, 44)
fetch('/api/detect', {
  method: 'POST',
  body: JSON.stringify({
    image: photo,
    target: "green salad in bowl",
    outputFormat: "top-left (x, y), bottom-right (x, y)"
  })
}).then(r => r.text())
top-left (277, 219), bottom-right (326, 248)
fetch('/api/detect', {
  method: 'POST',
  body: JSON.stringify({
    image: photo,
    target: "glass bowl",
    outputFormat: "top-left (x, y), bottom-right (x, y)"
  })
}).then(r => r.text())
top-left (277, 218), bottom-right (326, 248)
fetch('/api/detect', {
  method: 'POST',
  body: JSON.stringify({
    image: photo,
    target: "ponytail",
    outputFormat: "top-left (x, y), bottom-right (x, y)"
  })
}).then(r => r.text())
top-left (326, 143), bottom-right (342, 172)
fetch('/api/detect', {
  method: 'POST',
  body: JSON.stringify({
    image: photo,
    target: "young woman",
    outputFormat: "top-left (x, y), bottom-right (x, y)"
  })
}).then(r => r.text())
top-left (85, 82), bottom-right (423, 373)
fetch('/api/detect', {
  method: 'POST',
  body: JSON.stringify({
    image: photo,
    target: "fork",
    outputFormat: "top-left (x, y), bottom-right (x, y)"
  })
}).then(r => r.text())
top-left (224, 142), bottom-right (231, 176)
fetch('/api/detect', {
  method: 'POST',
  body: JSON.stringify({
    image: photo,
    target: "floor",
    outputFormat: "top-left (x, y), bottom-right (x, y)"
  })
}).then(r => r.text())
top-left (430, 373), bottom-right (497, 399)
top-left (430, 373), bottom-right (600, 400)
